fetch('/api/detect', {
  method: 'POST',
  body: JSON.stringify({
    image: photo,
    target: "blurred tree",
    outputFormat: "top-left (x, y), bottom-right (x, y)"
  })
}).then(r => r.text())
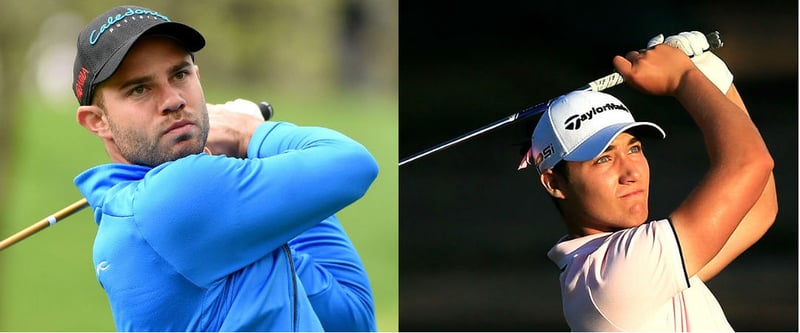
top-left (0, 0), bottom-right (57, 242)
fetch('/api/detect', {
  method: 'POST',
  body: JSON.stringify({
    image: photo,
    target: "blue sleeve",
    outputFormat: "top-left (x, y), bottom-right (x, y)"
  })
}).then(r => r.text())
top-left (133, 121), bottom-right (379, 286)
top-left (289, 215), bottom-right (377, 332)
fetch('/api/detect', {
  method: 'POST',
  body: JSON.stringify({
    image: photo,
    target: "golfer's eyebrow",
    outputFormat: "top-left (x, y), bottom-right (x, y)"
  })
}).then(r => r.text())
top-left (603, 136), bottom-right (641, 153)
top-left (118, 75), bottom-right (152, 92)
top-left (118, 61), bottom-right (193, 92)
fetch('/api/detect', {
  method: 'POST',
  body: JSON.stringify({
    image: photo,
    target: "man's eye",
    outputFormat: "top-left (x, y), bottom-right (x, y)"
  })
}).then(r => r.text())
top-left (629, 145), bottom-right (641, 153)
top-left (132, 86), bottom-right (145, 95)
top-left (596, 156), bottom-right (610, 164)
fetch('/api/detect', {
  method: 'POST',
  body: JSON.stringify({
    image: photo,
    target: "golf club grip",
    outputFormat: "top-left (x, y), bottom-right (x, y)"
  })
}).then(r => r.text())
top-left (583, 31), bottom-right (723, 92)
top-left (399, 31), bottom-right (724, 166)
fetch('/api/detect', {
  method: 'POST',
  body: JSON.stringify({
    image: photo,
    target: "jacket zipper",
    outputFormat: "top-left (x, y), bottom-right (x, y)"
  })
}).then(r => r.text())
top-left (282, 244), bottom-right (298, 331)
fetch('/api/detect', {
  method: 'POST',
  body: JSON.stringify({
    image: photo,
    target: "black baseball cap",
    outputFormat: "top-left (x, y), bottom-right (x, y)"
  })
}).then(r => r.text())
top-left (72, 5), bottom-right (205, 106)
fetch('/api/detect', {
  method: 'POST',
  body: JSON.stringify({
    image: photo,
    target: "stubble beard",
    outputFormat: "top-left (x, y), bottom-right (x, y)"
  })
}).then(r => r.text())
top-left (108, 111), bottom-right (210, 167)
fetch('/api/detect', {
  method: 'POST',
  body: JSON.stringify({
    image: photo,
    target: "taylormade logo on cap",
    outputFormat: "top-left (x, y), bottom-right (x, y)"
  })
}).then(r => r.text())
top-left (564, 103), bottom-right (629, 130)
top-left (519, 90), bottom-right (665, 173)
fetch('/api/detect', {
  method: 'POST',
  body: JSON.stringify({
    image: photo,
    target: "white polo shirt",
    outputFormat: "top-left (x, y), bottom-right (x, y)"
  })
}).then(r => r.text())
top-left (547, 219), bottom-right (733, 331)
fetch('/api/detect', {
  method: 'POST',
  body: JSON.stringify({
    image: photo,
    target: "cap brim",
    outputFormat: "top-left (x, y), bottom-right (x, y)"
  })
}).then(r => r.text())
top-left (94, 22), bottom-right (205, 85)
top-left (564, 122), bottom-right (666, 162)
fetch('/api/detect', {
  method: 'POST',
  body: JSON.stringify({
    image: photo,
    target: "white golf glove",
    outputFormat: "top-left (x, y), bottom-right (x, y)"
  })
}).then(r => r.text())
top-left (648, 31), bottom-right (733, 93)
top-left (221, 98), bottom-right (265, 121)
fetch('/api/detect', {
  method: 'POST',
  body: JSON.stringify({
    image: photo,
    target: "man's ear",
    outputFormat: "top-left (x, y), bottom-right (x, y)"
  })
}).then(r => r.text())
top-left (540, 169), bottom-right (567, 199)
top-left (76, 105), bottom-right (111, 139)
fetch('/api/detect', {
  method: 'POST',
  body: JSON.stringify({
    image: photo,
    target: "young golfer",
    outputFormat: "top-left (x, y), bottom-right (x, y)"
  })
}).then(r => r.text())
top-left (518, 31), bottom-right (777, 331)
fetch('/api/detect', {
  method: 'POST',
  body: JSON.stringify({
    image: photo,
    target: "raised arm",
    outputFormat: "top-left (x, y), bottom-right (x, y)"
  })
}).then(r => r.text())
top-left (648, 32), bottom-right (778, 281)
top-left (694, 84), bottom-right (777, 281)
top-left (136, 115), bottom-right (379, 286)
top-left (613, 44), bottom-right (774, 278)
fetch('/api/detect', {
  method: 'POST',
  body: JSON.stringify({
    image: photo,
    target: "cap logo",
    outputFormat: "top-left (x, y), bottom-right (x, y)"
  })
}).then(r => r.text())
top-left (536, 143), bottom-right (555, 167)
top-left (563, 102), bottom-right (628, 130)
top-left (89, 8), bottom-right (171, 45)
top-left (75, 67), bottom-right (89, 100)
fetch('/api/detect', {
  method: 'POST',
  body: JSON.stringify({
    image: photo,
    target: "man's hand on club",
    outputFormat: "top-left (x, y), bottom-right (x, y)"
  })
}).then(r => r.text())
top-left (205, 99), bottom-right (264, 158)
top-left (648, 31), bottom-right (733, 93)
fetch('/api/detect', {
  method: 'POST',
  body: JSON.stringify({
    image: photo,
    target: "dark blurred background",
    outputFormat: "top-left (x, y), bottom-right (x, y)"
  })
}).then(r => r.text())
top-left (399, 1), bottom-right (797, 331)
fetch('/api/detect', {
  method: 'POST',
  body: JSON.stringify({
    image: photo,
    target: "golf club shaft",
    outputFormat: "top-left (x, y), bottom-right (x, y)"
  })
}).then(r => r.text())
top-left (399, 31), bottom-right (722, 166)
top-left (0, 198), bottom-right (89, 251)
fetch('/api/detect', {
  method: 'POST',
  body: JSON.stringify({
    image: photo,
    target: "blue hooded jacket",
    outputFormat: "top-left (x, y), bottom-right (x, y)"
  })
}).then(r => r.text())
top-left (74, 121), bottom-right (379, 331)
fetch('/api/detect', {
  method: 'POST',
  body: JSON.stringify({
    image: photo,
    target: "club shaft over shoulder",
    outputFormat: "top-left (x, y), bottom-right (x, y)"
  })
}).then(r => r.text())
top-left (0, 198), bottom-right (90, 251)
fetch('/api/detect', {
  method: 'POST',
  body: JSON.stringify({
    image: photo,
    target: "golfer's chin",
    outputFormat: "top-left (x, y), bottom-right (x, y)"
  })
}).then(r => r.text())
top-left (167, 137), bottom-right (206, 159)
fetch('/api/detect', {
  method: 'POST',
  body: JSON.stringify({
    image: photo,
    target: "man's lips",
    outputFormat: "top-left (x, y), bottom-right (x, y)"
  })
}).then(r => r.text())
top-left (620, 189), bottom-right (645, 199)
top-left (164, 120), bottom-right (195, 135)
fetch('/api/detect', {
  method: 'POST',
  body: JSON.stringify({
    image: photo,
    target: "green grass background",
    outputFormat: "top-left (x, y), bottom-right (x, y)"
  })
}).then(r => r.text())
top-left (0, 92), bottom-right (398, 331)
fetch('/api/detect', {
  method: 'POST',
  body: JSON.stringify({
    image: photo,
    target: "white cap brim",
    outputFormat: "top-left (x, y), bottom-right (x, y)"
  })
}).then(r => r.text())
top-left (563, 122), bottom-right (666, 162)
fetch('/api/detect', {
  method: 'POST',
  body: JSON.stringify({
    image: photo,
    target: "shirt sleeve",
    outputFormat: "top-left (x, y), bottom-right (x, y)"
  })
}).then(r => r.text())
top-left (584, 219), bottom-right (690, 328)
top-left (132, 121), bottom-right (379, 286)
top-left (289, 215), bottom-right (377, 332)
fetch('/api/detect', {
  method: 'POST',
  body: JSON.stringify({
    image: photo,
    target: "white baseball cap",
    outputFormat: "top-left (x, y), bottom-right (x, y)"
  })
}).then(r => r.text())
top-left (518, 90), bottom-right (665, 173)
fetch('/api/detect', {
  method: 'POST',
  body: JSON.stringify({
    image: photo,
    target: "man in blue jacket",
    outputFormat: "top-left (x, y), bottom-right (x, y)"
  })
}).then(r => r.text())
top-left (72, 5), bottom-right (379, 331)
